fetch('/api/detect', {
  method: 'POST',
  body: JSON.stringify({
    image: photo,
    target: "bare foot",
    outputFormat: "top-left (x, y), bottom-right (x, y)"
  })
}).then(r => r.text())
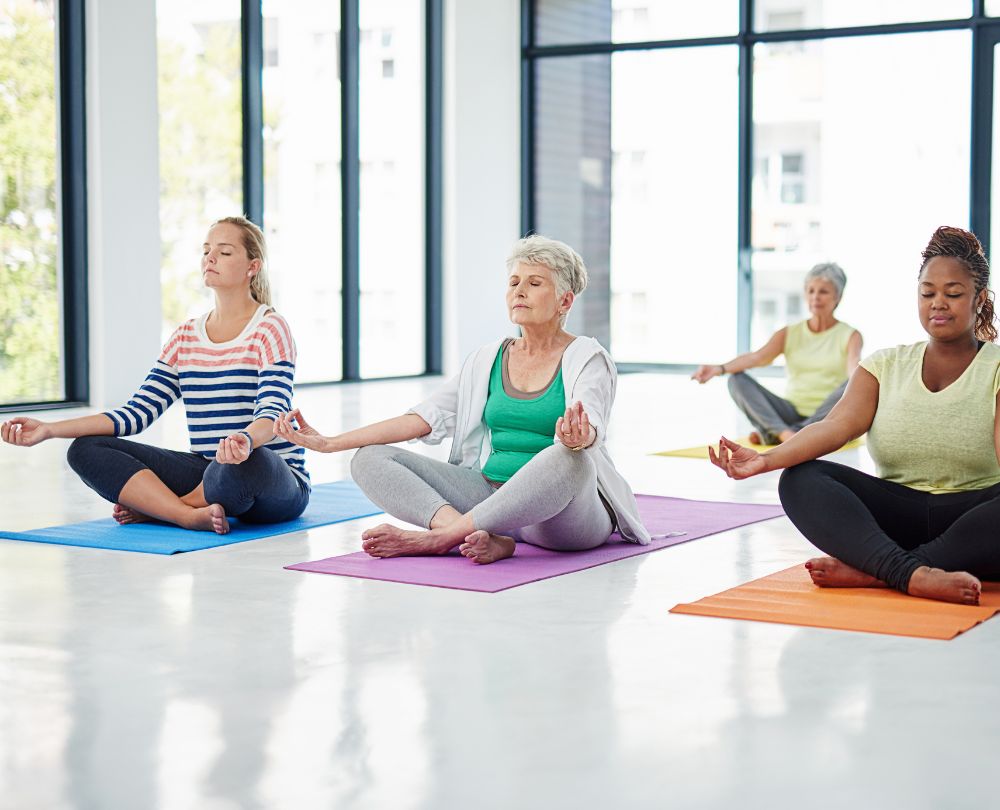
top-left (182, 504), bottom-right (229, 535)
top-left (777, 429), bottom-right (796, 443)
top-left (458, 530), bottom-right (516, 565)
top-left (805, 556), bottom-right (884, 588)
top-left (361, 523), bottom-right (455, 557)
top-left (113, 503), bottom-right (151, 525)
top-left (748, 431), bottom-right (782, 446)
top-left (907, 566), bottom-right (981, 605)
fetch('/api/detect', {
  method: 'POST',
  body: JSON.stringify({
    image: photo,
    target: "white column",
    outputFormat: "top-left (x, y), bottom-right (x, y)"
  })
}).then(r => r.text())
top-left (442, 0), bottom-right (521, 372)
top-left (85, 0), bottom-right (162, 407)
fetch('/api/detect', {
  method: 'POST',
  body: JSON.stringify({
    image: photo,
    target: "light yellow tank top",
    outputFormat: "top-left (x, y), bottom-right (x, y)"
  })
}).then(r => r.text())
top-left (784, 320), bottom-right (855, 416)
top-left (861, 342), bottom-right (1000, 493)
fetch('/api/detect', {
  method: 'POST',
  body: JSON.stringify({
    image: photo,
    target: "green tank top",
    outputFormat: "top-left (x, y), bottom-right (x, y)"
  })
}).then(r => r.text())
top-left (784, 319), bottom-right (856, 416)
top-left (481, 340), bottom-right (565, 483)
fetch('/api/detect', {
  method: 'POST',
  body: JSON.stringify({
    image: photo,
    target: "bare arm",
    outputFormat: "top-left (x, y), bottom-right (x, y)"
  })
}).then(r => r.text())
top-left (710, 367), bottom-right (878, 479)
top-left (846, 329), bottom-right (863, 375)
top-left (1, 413), bottom-right (115, 447)
top-left (993, 390), bottom-right (1000, 465)
top-left (274, 409), bottom-right (431, 453)
top-left (692, 328), bottom-right (787, 383)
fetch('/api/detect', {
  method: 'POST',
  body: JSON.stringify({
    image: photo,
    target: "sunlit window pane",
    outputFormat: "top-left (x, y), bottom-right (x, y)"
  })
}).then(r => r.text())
top-left (157, 0), bottom-right (243, 340)
top-left (611, 48), bottom-right (738, 362)
top-left (0, 0), bottom-right (61, 404)
top-left (263, 0), bottom-right (342, 383)
top-left (755, 0), bottom-right (969, 31)
top-left (359, 0), bottom-right (424, 378)
top-left (751, 33), bottom-right (970, 357)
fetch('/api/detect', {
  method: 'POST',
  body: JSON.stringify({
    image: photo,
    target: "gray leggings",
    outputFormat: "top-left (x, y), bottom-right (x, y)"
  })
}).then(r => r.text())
top-left (350, 443), bottom-right (614, 551)
top-left (727, 372), bottom-right (847, 443)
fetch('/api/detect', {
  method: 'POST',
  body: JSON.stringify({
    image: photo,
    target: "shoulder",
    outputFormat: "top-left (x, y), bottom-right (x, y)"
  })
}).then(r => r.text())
top-left (563, 336), bottom-right (615, 381)
top-left (255, 310), bottom-right (294, 339)
top-left (980, 341), bottom-right (1000, 360)
top-left (160, 318), bottom-right (199, 355)
top-left (860, 342), bottom-right (923, 376)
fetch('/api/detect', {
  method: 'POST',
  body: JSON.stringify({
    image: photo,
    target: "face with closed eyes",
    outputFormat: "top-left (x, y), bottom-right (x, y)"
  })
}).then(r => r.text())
top-left (201, 222), bottom-right (259, 293)
top-left (804, 277), bottom-right (840, 317)
top-left (918, 256), bottom-right (985, 341)
top-left (506, 262), bottom-right (573, 327)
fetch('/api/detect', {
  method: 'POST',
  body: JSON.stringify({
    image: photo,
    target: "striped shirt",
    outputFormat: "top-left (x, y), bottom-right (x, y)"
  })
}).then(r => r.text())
top-left (105, 305), bottom-right (309, 484)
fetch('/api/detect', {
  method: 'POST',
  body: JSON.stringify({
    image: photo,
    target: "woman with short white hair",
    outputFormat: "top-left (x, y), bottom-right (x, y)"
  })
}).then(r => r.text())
top-left (276, 234), bottom-right (650, 563)
top-left (691, 262), bottom-right (863, 445)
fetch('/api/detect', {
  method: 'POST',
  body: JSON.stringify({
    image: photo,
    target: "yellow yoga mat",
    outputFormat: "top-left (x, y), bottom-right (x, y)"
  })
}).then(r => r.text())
top-left (654, 436), bottom-right (865, 459)
top-left (670, 564), bottom-right (1000, 640)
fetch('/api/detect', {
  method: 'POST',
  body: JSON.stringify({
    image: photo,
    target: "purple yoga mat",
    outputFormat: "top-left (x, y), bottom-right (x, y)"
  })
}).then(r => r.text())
top-left (285, 495), bottom-right (785, 592)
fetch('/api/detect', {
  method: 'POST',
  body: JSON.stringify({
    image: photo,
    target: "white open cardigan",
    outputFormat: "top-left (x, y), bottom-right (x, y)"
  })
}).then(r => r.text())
top-left (408, 336), bottom-right (651, 544)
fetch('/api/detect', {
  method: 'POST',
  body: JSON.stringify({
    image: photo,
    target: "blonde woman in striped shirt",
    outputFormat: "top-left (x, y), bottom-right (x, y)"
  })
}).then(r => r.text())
top-left (1, 217), bottom-right (309, 534)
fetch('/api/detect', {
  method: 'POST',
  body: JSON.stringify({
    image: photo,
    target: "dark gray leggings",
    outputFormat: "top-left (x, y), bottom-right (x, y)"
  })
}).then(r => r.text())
top-left (778, 460), bottom-right (1000, 591)
top-left (66, 435), bottom-right (310, 523)
top-left (727, 372), bottom-right (846, 443)
top-left (350, 443), bottom-right (614, 551)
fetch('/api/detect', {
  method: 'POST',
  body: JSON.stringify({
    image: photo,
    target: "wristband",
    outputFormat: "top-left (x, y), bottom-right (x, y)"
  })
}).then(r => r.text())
top-left (719, 363), bottom-right (727, 374)
top-left (236, 430), bottom-right (254, 453)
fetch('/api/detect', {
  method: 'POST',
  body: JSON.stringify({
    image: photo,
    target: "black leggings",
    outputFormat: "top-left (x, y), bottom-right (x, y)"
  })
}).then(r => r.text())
top-left (778, 460), bottom-right (1000, 591)
top-left (66, 436), bottom-right (310, 524)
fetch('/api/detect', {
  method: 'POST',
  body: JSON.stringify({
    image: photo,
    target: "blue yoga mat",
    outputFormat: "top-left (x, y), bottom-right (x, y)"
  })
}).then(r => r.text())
top-left (0, 480), bottom-right (382, 555)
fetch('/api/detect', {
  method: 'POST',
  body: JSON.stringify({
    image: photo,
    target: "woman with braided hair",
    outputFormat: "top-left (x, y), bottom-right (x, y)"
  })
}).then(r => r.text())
top-left (710, 225), bottom-right (1000, 605)
top-left (692, 262), bottom-right (863, 445)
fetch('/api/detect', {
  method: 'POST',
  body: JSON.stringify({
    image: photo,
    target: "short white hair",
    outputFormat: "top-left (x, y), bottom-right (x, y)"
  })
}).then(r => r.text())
top-left (804, 262), bottom-right (847, 299)
top-left (506, 235), bottom-right (588, 297)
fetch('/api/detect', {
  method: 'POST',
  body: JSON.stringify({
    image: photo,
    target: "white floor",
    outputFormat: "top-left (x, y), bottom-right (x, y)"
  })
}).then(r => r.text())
top-left (2, 373), bottom-right (997, 810)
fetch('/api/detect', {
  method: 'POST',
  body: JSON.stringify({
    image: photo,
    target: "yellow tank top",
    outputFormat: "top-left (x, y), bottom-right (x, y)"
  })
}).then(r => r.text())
top-left (784, 320), bottom-right (855, 416)
top-left (861, 342), bottom-right (1000, 493)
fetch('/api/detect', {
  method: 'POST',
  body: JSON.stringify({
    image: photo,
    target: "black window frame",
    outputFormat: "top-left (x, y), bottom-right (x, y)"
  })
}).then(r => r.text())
top-left (523, 0), bottom-right (1000, 367)
top-left (244, 0), bottom-right (443, 384)
top-left (1, 0), bottom-right (89, 413)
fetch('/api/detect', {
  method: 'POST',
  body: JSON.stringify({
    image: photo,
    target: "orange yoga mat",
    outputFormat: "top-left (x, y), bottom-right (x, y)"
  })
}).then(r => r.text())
top-left (670, 564), bottom-right (1000, 640)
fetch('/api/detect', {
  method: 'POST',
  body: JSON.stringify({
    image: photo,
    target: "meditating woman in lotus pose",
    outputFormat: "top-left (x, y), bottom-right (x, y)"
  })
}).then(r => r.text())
top-left (710, 226), bottom-right (1000, 605)
top-left (692, 262), bottom-right (862, 445)
top-left (275, 235), bottom-right (649, 564)
top-left (1, 216), bottom-right (309, 534)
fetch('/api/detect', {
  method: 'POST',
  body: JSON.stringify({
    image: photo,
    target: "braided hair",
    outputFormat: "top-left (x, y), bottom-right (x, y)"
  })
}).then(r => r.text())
top-left (920, 226), bottom-right (997, 342)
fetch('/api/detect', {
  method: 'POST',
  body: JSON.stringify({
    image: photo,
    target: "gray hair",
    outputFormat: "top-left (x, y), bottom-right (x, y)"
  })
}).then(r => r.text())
top-left (804, 262), bottom-right (847, 300)
top-left (506, 235), bottom-right (588, 297)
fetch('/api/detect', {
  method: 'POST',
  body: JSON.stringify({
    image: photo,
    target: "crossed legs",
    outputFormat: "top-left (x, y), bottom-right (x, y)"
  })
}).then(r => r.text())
top-left (350, 443), bottom-right (613, 564)
top-left (779, 460), bottom-right (998, 604)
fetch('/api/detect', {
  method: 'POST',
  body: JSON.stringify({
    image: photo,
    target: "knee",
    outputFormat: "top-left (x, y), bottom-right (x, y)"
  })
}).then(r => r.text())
top-left (533, 442), bottom-right (595, 485)
top-left (777, 461), bottom-right (822, 507)
top-left (350, 444), bottom-right (395, 485)
top-left (66, 435), bottom-right (107, 474)
top-left (726, 372), bottom-right (747, 397)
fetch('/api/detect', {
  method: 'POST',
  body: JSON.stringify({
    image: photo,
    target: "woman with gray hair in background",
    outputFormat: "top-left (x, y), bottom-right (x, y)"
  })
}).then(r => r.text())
top-left (275, 235), bottom-right (650, 564)
top-left (691, 262), bottom-right (863, 445)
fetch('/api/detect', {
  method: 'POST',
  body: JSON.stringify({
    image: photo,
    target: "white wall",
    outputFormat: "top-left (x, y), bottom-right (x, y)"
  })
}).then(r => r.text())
top-left (442, 0), bottom-right (521, 372)
top-left (85, 0), bottom-right (162, 407)
top-left (81, 0), bottom-right (520, 405)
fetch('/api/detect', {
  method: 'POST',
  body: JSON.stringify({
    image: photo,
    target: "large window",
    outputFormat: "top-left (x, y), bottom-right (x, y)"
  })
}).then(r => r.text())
top-left (262, 0), bottom-right (343, 383)
top-left (156, 0), bottom-right (243, 338)
top-left (155, 1), bottom-right (439, 384)
top-left (359, 0), bottom-right (425, 378)
top-left (527, 1), bottom-right (1000, 365)
top-left (0, 1), bottom-right (61, 404)
top-left (751, 32), bottom-right (970, 355)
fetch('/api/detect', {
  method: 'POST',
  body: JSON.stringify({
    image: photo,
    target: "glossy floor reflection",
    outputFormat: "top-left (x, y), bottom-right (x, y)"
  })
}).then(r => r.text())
top-left (2, 373), bottom-right (998, 810)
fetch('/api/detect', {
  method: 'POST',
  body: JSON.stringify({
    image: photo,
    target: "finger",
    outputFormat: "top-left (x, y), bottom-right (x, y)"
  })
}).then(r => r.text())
top-left (294, 411), bottom-right (312, 431)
